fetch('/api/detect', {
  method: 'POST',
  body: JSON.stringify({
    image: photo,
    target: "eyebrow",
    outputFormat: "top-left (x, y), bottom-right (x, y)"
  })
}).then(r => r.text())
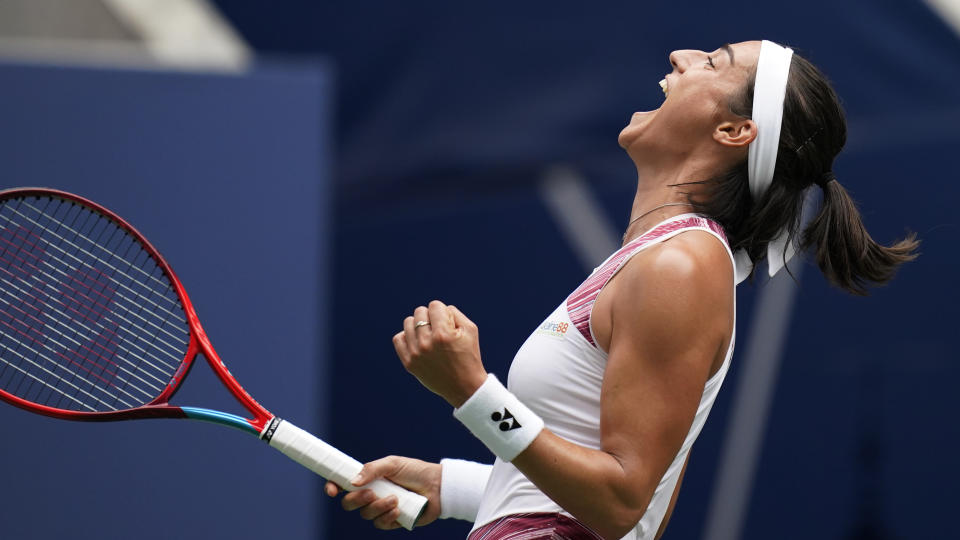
top-left (722, 43), bottom-right (735, 66)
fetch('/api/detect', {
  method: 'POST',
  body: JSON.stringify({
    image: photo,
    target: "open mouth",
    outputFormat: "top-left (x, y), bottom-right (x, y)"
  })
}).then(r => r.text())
top-left (659, 78), bottom-right (669, 98)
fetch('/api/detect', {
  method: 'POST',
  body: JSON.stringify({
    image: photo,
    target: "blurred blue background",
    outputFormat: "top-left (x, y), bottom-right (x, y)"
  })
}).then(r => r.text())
top-left (0, 0), bottom-right (957, 539)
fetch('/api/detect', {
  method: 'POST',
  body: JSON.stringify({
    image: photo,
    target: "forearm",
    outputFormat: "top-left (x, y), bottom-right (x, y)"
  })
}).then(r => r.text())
top-left (512, 430), bottom-right (657, 540)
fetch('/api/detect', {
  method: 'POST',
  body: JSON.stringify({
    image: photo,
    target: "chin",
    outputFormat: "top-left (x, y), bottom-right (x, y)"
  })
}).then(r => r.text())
top-left (619, 109), bottom-right (657, 147)
top-left (618, 121), bottom-right (644, 149)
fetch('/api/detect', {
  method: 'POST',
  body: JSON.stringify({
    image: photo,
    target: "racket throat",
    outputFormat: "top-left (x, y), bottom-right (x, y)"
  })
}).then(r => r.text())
top-left (260, 416), bottom-right (283, 442)
top-left (179, 406), bottom-right (262, 436)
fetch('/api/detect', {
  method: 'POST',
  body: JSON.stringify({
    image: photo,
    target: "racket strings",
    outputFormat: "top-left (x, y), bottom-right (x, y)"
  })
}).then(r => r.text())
top-left (0, 196), bottom-right (189, 412)
top-left (0, 201), bottom-right (173, 411)
top-left (0, 205), bottom-right (182, 369)
top-left (0, 203), bottom-right (140, 411)
top-left (7, 201), bottom-right (189, 334)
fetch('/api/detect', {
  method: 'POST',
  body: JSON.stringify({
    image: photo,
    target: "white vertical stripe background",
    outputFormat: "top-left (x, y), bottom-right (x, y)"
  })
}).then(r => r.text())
top-left (701, 269), bottom-right (802, 540)
top-left (923, 0), bottom-right (960, 37)
top-left (538, 166), bottom-right (621, 272)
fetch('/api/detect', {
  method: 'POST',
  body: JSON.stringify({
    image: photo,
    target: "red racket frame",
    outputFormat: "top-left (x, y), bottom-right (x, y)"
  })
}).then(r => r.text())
top-left (0, 187), bottom-right (274, 434)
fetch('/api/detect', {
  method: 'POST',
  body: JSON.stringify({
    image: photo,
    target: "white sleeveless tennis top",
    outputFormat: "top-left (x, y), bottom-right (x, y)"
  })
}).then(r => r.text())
top-left (471, 214), bottom-right (737, 540)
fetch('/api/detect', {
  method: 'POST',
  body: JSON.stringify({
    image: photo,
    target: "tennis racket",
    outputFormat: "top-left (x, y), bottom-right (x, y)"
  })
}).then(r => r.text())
top-left (0, 187), bottom-right (427, 530)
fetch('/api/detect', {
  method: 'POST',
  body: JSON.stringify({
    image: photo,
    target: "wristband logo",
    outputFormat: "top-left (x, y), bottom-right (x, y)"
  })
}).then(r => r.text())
top-left (536, 319), bottom-right (569, 338)
top-left (491, 408), bottom-right (522, 431)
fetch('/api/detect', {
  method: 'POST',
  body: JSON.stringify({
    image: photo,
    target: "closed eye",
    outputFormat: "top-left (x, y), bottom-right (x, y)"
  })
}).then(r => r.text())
top-left (705, 55), bottom-right (716, 69)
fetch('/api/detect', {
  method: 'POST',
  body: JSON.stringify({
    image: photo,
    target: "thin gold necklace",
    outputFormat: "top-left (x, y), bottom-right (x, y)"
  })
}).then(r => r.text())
top-left (622, 202), bottom-right (693, 242)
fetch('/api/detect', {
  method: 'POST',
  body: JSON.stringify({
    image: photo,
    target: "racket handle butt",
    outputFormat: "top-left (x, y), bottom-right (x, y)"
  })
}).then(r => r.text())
top-left (266, 418), bottom-right (427, 530)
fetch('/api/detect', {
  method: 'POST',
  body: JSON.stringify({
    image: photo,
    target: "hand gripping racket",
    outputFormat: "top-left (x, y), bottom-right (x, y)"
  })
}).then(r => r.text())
top-left (0, 187), bottom-right (427, 530)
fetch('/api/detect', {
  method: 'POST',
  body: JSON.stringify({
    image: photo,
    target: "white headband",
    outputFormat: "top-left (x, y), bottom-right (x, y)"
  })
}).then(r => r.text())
top-left (734, 40), bottom-right (799, 284)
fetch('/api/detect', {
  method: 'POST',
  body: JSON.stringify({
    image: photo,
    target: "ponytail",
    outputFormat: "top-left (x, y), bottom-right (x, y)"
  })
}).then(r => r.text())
top-left (801, 178), bottom-right (919, 295)
top-left (697, 51), bottom-right (918, 293)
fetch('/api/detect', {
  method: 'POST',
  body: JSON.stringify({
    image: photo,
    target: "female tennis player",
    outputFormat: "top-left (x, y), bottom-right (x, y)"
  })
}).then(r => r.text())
top-left (325, 40), bottom-right (917, 539)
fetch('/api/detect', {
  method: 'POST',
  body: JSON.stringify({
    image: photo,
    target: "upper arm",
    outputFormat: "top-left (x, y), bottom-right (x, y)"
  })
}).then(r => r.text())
top-left (599, 233), bottom-right (732, 509)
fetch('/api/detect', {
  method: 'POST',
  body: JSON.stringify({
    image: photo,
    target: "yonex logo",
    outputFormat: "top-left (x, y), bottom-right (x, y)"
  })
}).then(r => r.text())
top-left (262, 417), bottom-right (282, 442)
top-left (491, 409), bottom-right (522, 431)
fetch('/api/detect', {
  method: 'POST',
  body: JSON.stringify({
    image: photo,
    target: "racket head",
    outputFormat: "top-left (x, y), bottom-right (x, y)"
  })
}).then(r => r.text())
top-left (0, 188), bottom-right (269, 429)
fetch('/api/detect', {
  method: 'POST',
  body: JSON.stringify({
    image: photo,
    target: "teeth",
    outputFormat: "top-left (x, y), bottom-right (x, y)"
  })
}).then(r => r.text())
top-left (659, 79), bottom-right (668, 96)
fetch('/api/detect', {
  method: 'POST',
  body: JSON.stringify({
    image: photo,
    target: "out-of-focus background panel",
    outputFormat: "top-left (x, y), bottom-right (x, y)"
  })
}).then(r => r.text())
top-left (0, 1), bottom-right (331, 539)
top-left (0, 1), bottom-right (957, 539)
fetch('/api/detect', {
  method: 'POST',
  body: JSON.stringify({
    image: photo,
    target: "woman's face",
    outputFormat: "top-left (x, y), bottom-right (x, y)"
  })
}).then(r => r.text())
top-left (618, 40), bottom-right (761, 158)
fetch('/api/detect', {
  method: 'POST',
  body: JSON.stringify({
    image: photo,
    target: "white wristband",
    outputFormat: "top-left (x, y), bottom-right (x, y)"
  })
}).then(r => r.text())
top-left (453, 374), bottom-right (544, 462)
top-left (439, 458), bottom-right (493, 521)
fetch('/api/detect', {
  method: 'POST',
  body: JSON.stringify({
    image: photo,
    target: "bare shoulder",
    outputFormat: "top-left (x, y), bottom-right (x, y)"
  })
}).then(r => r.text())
top-left (592, 229), bottom-right (733, 352)
top-left (603, 229), bottom-right (734, 376)
top-left (616, 229), bottom-right (733, 306)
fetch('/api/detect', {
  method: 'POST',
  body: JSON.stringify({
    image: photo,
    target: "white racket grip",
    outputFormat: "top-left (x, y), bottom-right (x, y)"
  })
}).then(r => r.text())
top-left (266, 419), bottom-right (427, 530)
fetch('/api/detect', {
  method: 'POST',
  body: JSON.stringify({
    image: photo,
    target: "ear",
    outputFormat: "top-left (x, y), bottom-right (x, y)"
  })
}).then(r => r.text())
top-left (714, 118), bottom-right (757, 148)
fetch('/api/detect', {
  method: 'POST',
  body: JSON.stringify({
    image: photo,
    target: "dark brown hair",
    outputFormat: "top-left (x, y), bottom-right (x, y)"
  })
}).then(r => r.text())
top-left (689, 50), bottom-right (918, 295)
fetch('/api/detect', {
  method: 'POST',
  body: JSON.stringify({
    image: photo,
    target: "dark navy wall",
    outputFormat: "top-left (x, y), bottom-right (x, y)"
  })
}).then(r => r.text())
top-left (216, 1), bottom-right (958, 538)
top-left (211, 1), bottom-right (955, 538)
top-left (329, 148), bottom-right (957, 540)
top-left (743, 136), bottom-right (960, 539)
top-left (212, 1), bottom-right (960, 538)
top-left (0, 60), bottom-right (332, 539)
top-left (0, 1), bottom-right (956, 539)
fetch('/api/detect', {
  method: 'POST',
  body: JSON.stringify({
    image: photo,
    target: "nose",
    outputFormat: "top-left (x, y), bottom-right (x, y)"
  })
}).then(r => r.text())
top-left (668, 49), bottom-right (701, 73)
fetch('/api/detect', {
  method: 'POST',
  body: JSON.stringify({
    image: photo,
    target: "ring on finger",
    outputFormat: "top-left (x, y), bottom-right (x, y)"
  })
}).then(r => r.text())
top-left (414, 320), bottom-right (431, 329)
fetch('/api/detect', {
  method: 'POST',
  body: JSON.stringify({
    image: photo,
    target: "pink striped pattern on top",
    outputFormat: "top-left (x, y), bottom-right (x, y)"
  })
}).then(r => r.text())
top-left (565, 215), bottom-right (727, 347)
top-left (467, 512), bottom-right (603, 540)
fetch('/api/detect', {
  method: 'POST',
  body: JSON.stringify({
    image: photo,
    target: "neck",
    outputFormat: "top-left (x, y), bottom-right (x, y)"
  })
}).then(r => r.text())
top-left (622, 164), bottom-right (709, 245)
top-left (620, 137), bottom-right (747, 244)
